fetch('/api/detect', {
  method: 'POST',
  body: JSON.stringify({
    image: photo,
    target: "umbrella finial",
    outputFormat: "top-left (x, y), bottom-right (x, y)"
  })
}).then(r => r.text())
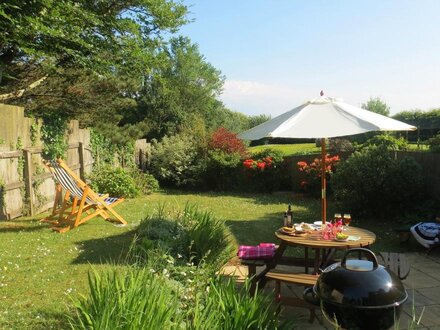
top-left (320, 90), bottom-right (324, 96)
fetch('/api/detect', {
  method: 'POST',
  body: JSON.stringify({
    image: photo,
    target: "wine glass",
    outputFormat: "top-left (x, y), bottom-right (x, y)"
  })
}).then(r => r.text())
top-left (343, 214), bottom-right (351, 229)
top-left (334, 213), bottom-right (341, 224)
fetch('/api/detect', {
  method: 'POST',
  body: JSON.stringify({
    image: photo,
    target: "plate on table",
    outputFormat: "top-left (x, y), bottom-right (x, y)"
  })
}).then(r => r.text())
top-left (334, 237), bottom-right (349, 242)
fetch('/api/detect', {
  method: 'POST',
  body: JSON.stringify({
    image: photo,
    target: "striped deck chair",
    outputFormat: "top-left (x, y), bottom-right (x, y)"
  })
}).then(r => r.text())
top-left (41, 159), bottom-right (127, 233)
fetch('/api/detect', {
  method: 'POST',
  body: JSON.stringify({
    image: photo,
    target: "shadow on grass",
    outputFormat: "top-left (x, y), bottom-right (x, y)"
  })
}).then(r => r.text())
top-left (0, 219), bottom-right (47, 233)
top-left (72, 229), bottom-right (136, 265)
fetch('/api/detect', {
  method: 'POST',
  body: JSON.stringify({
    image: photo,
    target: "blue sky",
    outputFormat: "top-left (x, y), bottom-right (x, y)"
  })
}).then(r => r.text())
top-left (179, 1), bottom-right (440, 116)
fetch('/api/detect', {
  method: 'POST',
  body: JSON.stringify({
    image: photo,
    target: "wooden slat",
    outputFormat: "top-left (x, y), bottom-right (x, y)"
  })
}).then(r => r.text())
top-left (4, 181), bottom-right (25, 191)
top-left (0, 150), bottom-right (22, 159)
top-left (266, 270), bottom-right (318, 286)
top-left (379, 252), bottom-right (410, 280)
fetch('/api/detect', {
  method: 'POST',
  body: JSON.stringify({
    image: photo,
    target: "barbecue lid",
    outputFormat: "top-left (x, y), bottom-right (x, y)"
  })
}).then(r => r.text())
top-left (314, 248), bottom-right (407, 308)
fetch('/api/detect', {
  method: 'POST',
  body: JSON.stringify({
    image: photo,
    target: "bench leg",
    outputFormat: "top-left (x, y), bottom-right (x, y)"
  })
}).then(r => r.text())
top-left (248, 265), bottom-right (257, 295)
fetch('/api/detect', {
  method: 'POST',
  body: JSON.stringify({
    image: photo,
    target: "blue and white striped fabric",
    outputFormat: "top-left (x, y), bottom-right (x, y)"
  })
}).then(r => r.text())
top-left (410, 222), bottom-right (440, 248)
top-left (49, 160), bottom-right (119, 206)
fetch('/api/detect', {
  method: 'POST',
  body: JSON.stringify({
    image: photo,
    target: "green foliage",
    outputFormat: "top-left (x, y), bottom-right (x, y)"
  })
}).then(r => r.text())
top-left (29, 122), bottom-right (39, 146)
top-left (332, 146), bottom-right (425, 218)
top-left (0, 0), bottom-right (188, 86)
top-left (90, 129), bottom-right (118, 166)
top-left (135, 203), bottom-right (233, 268)
top-left (150, 134), bottom-right (205, 187)
top-left (135, 36), bottom-right (225, 139)
top-left (191, 277), bottom-right (287, 330)
top-left (204, 150), bottom-right (242, 190)
top-left (428, 133), bottom-right (440, 153)
top-left (241, 148), bottom-right (288, 192)
top-left (89, 166), bottom-right (139, 198)
top-left (40, 115), bottom-right (68, 160)
top-left (180, 203), bottom-right (232, 266)
top-left (70, 267), bottom-right (183, 330)
top-left (361, 134), bottom-right (408, 151)
top-left (362, 97), bottom-right (390, 116)
top-left (128, 169), bottom-right (160, 195)
top-left (393, 109), bottom-right (440, 142)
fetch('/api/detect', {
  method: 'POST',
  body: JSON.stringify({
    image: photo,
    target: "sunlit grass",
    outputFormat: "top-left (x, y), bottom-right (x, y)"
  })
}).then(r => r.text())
top-left (0, 190), bottom-right (426, 328)
top-left (248, 143), bottom-right (320, 156)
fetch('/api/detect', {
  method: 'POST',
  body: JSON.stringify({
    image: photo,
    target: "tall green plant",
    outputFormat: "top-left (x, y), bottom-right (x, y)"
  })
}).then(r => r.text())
top-left (191, 277), bottom-right (288, 330)
top-left (70, 267), bottom-right (183, 330)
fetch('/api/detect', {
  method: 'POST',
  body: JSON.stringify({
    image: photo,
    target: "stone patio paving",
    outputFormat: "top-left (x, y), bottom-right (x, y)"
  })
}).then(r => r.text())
top-left (222, 250), bottom-right (440, 329)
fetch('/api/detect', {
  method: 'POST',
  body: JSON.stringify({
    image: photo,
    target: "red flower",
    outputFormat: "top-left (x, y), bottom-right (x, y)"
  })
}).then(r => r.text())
top-left (257, 161), bottom-right (266, 170)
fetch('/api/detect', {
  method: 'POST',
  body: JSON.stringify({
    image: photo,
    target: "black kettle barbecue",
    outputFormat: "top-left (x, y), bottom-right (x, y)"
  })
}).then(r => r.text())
top-left (304, 248), bottom-right (407, 330)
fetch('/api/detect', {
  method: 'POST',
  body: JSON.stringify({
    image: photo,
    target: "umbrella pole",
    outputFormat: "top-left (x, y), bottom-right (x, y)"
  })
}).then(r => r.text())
top-left (321, 138), bottom-right (326, 224)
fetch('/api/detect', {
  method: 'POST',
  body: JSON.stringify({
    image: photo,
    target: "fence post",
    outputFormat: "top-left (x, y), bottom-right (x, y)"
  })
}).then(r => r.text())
top-left (23, 149), bottom-right (34, 216)
top-left (79, 142), bottom-right (85, 181)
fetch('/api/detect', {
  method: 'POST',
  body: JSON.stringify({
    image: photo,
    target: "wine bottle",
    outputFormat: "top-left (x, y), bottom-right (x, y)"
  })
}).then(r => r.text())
top-left (283, 212), bottom-right (288, 227)
top-left (287, 204), bottom-right (293, 227)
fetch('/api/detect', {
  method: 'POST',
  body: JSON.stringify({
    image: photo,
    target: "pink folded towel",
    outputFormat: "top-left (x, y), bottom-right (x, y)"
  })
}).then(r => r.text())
top-left (237, 243), bottom-right (276, 260)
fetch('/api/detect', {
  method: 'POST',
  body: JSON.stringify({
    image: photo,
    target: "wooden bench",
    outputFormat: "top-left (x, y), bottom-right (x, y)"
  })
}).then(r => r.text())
top-left (265, 269), bottom-right (319, 323)
top-left (378, 252), bottom-right (410, 280)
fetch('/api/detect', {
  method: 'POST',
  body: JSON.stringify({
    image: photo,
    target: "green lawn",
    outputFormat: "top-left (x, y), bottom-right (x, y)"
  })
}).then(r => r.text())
top-left (0, 190), bottom-right (426, 328)
top-left (248, 143), bottom-right (320, 156)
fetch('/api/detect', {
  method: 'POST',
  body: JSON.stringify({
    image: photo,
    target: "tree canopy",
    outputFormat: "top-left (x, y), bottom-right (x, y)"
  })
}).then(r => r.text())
top-left (361, 97), bottom-right (390, 116)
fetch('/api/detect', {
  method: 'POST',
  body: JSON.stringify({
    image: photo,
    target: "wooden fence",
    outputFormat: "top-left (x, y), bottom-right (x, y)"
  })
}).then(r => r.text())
top-left (0, 104), bottom-right (93, 220)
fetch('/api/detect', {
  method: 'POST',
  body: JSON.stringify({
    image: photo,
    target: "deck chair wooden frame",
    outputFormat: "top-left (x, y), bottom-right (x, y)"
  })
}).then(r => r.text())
top-left (41, 159), bottom-right (127, 233)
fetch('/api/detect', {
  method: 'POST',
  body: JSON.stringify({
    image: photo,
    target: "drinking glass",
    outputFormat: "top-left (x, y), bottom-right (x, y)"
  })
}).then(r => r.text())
top-left (343, 214), bottom-right (352, 227)
top-left (334, 213), bottom-right (342, 224)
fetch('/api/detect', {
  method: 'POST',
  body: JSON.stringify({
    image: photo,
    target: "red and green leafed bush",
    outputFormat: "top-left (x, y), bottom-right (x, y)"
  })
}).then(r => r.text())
top-left (208, 127), bottom-right (247, 156)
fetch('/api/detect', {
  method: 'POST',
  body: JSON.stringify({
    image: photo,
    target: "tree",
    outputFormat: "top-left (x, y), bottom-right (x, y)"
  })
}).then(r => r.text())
top-left (133, 36), bottom-right (225, 139)
top-left (361, 97), bottom-right (390, 116)
top-left (0, 1), bottom-right (188, 91)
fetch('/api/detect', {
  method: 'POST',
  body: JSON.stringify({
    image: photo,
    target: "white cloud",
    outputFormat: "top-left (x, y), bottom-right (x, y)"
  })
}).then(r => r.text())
top-left (220, 80), bottom-right (307, 117)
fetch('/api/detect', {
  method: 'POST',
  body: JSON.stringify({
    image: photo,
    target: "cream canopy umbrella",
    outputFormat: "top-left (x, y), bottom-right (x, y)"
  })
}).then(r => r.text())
top-left (239, 93), bottom-right (417, 223)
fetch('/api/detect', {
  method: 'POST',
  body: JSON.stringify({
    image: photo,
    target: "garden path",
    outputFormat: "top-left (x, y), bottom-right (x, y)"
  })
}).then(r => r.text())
top-left (221, 250), bottom-right (440, 329)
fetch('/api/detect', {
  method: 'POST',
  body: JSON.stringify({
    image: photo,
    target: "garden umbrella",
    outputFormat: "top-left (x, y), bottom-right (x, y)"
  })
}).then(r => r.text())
top-left (239, 93), bottom-right (417, 223)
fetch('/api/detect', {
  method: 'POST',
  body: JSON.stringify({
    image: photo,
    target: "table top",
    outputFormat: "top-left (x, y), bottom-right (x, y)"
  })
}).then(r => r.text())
top-left (275, 226), bottom-right (376, 249)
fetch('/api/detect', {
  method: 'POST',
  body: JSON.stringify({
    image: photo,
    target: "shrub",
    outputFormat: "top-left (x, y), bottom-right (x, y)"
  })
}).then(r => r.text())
top-left (204, 149), bottom-right (242, 190)
top-left (332, 146), bottom-right (424, 218)
top-left (428, 133), bottom-right (440, 153)
top-left (362, 134), bottom-right (408, 151)
top-left (128, 168), bottom-right (159, 195)
top-left (241, 148), bottom-right (287, 192)
top-left (150, 134), bottom-right (205, 187)
top-left (204, 127), bottom-right (248, 190)
top-left (89, 166), bottom-right (139, 197)
top-left (208, 127), bottom-right (247, 156)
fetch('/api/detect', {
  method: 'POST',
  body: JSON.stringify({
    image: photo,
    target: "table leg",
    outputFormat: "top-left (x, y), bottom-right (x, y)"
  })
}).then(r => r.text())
top-left (313, 248), bottom-right (320, 274)
top-left (256, 242), bottom-right (287, 289)
top-left (305, 247), bottom-right (309, 274)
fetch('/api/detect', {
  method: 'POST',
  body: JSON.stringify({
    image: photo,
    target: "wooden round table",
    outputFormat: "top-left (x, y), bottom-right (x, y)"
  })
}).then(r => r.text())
top-left (275, 226), bottom-right (376, 249)
top-left (273, 226), bottom-right (376, 274)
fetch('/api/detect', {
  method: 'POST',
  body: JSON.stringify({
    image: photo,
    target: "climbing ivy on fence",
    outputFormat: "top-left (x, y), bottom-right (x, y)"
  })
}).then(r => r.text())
top-left (41, 115), bottom-right (68, 160)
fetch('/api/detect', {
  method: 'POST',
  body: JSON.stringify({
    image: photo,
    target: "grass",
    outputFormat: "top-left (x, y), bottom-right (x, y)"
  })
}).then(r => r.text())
top-left (0, 190), bottom-right (428, 328)
top-left (248, 143), bottom-right (320, 156)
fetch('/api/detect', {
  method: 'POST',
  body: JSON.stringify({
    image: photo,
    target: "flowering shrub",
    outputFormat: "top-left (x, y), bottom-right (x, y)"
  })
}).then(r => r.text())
top-left (242, 156), bottom-right (274, 171)
top-left (208, 127), bottom-right (247, 156)
top-left (241, 148), bottom-right (286, 192)
top-left (297, 154), bottom-right (340, 196)
top-left (205, 127), bottom-right (247, 190)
